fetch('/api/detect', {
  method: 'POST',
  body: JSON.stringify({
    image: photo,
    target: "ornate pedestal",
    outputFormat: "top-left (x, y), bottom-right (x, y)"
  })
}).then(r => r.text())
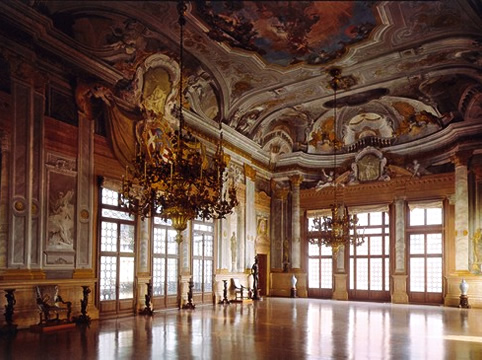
top-left (459, 295), bottom-right (470, 309)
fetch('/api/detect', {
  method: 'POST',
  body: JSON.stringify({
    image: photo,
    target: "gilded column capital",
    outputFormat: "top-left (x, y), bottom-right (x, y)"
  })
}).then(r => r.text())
top-left (452, 150), bottom-right (473, 167)
top-left (276, 188), bottom-right (290, 201)
top-left (289, 174), bottom-right (303, 187)
top-left (244, 164), bottom-right (256, 181)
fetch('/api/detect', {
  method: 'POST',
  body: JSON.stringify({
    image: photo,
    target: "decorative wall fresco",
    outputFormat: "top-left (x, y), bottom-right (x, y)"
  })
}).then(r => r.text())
top-left (308, 96), bottom-right (443, 154)
top-left (194, 1), bottom-right (378, 66)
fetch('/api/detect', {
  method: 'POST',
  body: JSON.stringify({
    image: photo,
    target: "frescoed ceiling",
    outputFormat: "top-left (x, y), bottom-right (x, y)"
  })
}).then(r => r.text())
top-left (193, 1), bottom-right (378, 66)
top-left (2, 0), bottom-right (481, 178)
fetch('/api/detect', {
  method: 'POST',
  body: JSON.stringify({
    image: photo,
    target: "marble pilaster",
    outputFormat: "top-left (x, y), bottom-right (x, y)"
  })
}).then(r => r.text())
top-left (454, 154), bottom-right (471, 271)
top-left (332, 273), bottom-right (348, 300)
top-left (394, 198), bottom-right (406, 273)
top-left (289, 174), bottom-right (303, 269)
top-left (244, 165), bottom-right (256, 269)
top-left (75, 99), bottom-right (95, 269)
top-left (391, 274), bottom-right (409, 303)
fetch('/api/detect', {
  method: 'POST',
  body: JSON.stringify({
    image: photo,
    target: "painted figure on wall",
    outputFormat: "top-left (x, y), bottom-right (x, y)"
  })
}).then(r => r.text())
top-left (48, 190), bottom-right (75, 246)
top-left (255, 217), bottom-right (268, 245)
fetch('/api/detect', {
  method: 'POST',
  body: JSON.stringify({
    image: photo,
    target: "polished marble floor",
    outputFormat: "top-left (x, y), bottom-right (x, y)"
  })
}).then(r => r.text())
top-left (1, 298), bottom-right (482, 359)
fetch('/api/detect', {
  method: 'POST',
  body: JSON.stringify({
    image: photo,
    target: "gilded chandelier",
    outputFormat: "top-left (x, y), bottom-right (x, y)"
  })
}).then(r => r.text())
top-left (310, 68), bottom-right (364, 254)
top-left (120, 1), bottom-right (238, 243)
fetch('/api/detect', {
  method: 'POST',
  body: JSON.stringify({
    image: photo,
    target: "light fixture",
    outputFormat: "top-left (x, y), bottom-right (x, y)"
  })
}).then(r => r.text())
top-left (309, 68), bottom-right (364, 254)
top-left (120, 0), bottom-right (238, 243)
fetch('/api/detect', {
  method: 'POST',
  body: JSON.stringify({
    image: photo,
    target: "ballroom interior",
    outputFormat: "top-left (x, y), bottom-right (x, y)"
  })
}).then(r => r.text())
top-left (0, 0), bottom-right (481, 357)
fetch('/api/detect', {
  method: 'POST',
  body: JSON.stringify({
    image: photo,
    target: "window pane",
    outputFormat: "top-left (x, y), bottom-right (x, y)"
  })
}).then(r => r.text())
top-left (308, 259), bottom-right (320, 288)
top-left (427, 208), bottom-right (442, 225)
top-left (356, 258), bottom-right (368, 290)
top-left (194, 223), bottom-right (213, 232)
top-left (100, 256), bottom-right (117, 301)
top-left (102, 208), bottom-right (134, 221)
top-left (154, 217), bottom-right (172, 226)
top-left (167, 230), bottom-right (178, 255)
top-left (102, 188), bottom-right (118, 206)
top-left (321, 259), bottom-right (333, 289)
top-left (427, 258), bottom-right (442, 293)
top-left (321, 244), bottom-right (333, 256)
top-left (308, 242), bottom-right (320, 256)
top-left (427, 233), bottom-right (442, 254)
top-left (193, 234), bottom-right (203, 257)
top-left (410, 234), bottom-right (425, 255)
top-left (153, 258), bottom-right (165, 296)
top-left (370, 212), bottom-right (382, 226)
top-left (410, 258), bottom-right (425, 292)
top-left (356, 239), bottom-right (369, 256)
top-left (370, 236), bottom-right (383, 255)
top-left (370, 258), bottom-right (383, 290)
top-left (167, 258), bottom-right (178, 295)
top-left (385, 236), bottom-right (390, 255)
top-left (363, 228), bottom-right (382, 235)
top-left (193, 259), bottom-right (202, 292)
top-left (153, 228), bottom-right (166, 254)
top-left (204, 235), bottom-right (214, 257)
top-left (204, 260), bottom-right (213, 292)
top-left (410, 208), bottom-right (425, 226)
top-left (101, 222), bottom-right (117, 252)
top-left (357, 213), bottom-right (368, 226)
top-left (120, 224), bottom-right (135, 253)
top-left (119, 257), bottom-right (134, 299)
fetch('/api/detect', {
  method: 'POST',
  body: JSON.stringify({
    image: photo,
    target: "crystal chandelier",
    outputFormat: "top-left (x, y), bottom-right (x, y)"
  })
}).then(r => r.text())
top-left (309, 68), bottom-right (364, 254)
top-left (120, 1), bottom-right (238, 243)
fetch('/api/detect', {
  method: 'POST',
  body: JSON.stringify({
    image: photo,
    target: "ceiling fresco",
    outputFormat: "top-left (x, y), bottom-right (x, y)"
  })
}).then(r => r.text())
top-left (5, 0), bottom-right (480, 179)
top-left (192, 1), bottom-right (378, 66)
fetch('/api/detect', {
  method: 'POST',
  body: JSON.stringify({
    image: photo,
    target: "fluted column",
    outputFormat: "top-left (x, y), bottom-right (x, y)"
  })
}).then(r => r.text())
top-left (289, 174), bottom-right (303, 269)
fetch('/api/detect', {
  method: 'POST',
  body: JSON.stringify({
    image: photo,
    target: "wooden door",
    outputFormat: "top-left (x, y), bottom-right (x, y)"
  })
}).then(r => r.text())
top-left (257, 254), bottom-right (267, 296)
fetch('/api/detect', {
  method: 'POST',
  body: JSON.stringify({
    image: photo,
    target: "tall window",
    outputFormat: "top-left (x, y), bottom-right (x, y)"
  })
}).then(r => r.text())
top-left (407, 202), bottom-right (444, 304)
top-left (307, 216), bottom-right (333, 298)
top-left (152, 217), bottom-right (178, 308)
top-left (192, 218), bottom-right (214, 303)
top-left (99, 188), bottom-right (135, 315)
top-left (349, 211), bottom-right (390, 301)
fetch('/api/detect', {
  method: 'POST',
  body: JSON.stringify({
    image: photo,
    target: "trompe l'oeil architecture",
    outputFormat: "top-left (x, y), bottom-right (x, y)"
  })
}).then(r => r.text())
top-left (0, 0), bottom-right (481, 327)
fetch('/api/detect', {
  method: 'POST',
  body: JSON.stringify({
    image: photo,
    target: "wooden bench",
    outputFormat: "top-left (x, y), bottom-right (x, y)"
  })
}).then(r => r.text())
top-left (35, 285), bottom-right (72, 325)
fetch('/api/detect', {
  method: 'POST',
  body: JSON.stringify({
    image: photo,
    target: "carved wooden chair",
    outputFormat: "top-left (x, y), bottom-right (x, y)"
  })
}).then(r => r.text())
top-left (35, 285), bottom-right (72, 325)
top-left (231, 278), bottom-right (249, 300)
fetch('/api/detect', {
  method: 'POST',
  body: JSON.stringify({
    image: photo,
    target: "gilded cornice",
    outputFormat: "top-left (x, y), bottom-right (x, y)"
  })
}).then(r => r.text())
top-left (186, 122), bottom-right (271, 173)
top-left (301, 173), bottom-right (455, 209)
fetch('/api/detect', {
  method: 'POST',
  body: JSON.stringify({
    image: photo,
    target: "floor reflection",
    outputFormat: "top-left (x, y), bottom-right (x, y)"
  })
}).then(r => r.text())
top-left (1, 298), bottom-right (481, 359)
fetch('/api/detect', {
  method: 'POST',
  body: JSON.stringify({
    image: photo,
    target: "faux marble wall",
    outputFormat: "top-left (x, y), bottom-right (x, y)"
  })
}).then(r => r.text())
top-left (455, 163), bottom-right (469, 271)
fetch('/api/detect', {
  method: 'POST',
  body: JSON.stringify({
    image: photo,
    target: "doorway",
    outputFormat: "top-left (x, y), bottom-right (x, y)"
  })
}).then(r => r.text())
top-left (257, 254), bottom-right (268, 296)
